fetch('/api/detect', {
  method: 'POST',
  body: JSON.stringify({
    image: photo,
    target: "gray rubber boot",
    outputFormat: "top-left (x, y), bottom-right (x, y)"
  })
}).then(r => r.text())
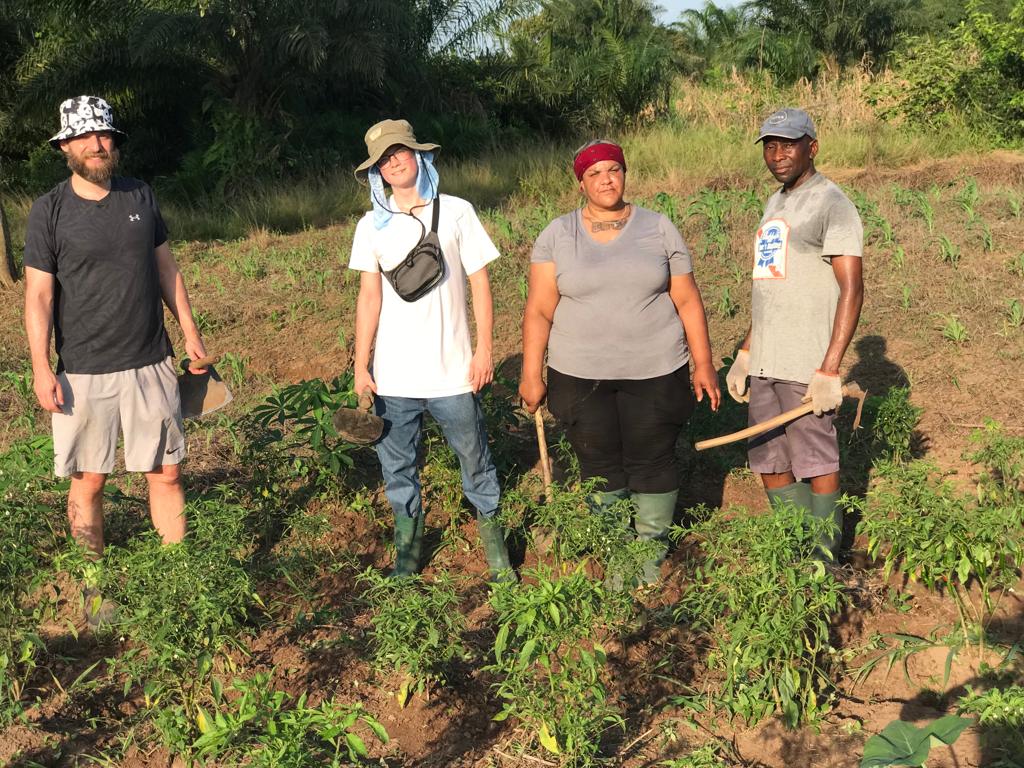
top-left (811, 490), bottom-right (843, 560)
top-left (633, 490), bottom-right (678, 585)
top-left (477, 512), bottom-right (516, 583)
top-left (390, 513), bottom-right (424, 577)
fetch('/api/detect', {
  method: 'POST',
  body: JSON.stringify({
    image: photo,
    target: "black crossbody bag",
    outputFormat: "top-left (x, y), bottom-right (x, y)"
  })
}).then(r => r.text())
top-left (381, 196), bottom-right (446, 302)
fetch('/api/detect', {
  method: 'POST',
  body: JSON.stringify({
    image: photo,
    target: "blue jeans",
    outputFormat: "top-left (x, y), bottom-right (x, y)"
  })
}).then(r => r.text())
top-left (374, 393), bottom-right (500, 520)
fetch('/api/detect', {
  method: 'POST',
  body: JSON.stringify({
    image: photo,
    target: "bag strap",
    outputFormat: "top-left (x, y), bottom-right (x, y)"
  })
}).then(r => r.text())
top-left (430, 194), bottom-right (440, 233)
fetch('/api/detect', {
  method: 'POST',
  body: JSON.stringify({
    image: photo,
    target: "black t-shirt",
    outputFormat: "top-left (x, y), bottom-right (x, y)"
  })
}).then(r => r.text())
top-left (23, 177), bottom-right (173, 374)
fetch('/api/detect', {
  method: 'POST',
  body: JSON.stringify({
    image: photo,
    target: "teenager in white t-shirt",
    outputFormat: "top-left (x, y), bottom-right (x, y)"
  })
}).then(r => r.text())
top-left (349, 119), bottom-right (513, 580)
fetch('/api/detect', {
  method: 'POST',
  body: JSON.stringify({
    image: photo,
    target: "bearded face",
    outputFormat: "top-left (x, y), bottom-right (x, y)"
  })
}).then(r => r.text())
top-left (62, 132), bottom-right (120, 184)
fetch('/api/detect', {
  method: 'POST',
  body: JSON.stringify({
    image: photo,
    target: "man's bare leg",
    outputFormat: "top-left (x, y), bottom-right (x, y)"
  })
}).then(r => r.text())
top-left (762, 471), bottom-right (839, 493)
top-left (809, 471), bottom-right (839, 494)
top-left (145, 463), bottom-right (187, 543)
top-left (68, 471), bottom-right (106, 555)
top-left (761, 470), bottom-right (796, 490)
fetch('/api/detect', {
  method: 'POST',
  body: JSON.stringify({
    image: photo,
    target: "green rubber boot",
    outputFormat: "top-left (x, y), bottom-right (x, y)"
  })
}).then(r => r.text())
top-left (633, 490), bottom-right (678, 585)
top-left (811, 490), bottom-right (843, 560)
top-left (765, 480), bottom-right (813, 515)
top-left (390, 513), bottom-right (424, 577)
top-left (589, 487), bottom-right (629, 514)
top-left (477, 512), bottom-right (516, 583)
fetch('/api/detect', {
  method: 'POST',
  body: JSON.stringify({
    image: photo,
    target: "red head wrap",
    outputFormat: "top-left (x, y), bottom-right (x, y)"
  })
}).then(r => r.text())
top-left (573, 141), bottom-right (626, 181)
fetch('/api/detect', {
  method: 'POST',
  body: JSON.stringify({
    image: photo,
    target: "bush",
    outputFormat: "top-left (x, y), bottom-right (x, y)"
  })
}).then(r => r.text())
top-left (871, 3), bottom-right (1024, 142)
top-left (486, 565), bottom-right (631, 765)
top-left (358, 568), bottom-right (467, 704)
top-left (958, 685), bottom-right (1024, 764)
top-left (673, 503), bottom-right (845, 727)
top-left (0, 436), bottom-right (64, 726)
top-left (872, 386), bottom-right (923, 463)
top-left (852, 457), bottom-right (1023, 643)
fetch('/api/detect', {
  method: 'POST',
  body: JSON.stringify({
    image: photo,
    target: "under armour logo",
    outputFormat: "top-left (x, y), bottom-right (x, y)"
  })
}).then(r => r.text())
top-left (129, 214), bottom-right (141, 222)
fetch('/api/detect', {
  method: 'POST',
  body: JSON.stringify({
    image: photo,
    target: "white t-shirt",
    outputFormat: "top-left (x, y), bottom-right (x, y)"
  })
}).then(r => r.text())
top-left (348, 193), bottom-right (500, 398)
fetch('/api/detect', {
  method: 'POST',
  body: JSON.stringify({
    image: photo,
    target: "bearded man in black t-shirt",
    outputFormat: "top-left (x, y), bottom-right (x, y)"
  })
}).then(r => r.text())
top-left (23, 96), bottom-right (208, 615)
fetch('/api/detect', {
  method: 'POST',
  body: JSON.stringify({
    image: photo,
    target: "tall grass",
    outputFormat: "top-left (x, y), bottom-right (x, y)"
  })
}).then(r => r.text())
top-left (4, 72), bottom-right (1003, 245)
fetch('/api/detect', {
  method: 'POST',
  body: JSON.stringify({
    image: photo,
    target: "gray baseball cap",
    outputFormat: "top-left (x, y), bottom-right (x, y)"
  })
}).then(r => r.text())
top-left (755, 107), bottom-right (817, 143)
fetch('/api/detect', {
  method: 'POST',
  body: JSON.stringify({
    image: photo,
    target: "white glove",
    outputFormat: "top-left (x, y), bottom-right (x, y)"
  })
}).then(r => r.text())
top-left (803, 370), bottom-right (843, 415)
top-left (725, 349), bottom-right (750, 403)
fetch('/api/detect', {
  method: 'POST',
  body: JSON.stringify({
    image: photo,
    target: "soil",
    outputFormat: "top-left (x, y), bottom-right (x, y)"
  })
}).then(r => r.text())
top-left (1, 151), bottom-right (1023, 767)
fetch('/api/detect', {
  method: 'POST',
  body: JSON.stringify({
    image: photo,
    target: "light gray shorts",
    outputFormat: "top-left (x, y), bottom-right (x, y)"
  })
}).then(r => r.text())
top-left (747, 376), bottom-right (839, 480)
top-left (52, 357), bottom-right (185, 477)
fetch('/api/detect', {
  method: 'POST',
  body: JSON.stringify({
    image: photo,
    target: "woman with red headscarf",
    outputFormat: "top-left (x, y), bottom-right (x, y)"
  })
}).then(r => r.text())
top-left (519, 139), bottom-right (720, 586)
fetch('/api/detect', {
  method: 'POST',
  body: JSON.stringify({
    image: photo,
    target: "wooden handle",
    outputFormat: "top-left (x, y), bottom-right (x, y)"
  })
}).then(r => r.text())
top-left (181, 355), bottom-right (220, 372)
top-left (534, 409), bottom-right (553, 498)
top-left (695, 401), bottom-right (814, 451)
top-left (695, 384), bottom-right (864, 452)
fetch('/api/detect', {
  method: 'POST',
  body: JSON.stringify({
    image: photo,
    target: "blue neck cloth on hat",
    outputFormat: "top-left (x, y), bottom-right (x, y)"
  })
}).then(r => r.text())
top-left (368, 150), bottom-right (439, 230)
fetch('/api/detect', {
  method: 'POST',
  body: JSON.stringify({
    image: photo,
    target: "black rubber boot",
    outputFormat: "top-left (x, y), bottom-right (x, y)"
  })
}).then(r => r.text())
top-left (477, 512), bottom-right (515, 583)
top-left (633, 490), bottom-right (678, 585)
top-left (390, 513), bottom-right (424, 577)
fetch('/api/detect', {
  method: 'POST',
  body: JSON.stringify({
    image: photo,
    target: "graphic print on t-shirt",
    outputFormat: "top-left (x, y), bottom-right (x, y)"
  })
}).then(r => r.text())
top-left (753, 217), bottom-right (789, 279)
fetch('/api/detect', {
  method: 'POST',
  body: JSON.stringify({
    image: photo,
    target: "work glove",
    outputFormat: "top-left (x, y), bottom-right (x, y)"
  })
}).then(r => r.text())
top-left (803, 370), bottom-right (843, 415)
top-left (725, 349), bottom-right (750, 403)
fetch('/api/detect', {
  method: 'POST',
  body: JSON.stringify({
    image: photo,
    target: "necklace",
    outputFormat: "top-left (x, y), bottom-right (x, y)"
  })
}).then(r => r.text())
top-left (584, 203), bottom-right (630, 232)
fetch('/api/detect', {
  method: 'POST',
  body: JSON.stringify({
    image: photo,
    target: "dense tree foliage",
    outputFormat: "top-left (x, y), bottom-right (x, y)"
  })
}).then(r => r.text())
top-left (0, 0), bottom-right (1020, 197)
top-left (875, 1), bottom-right (1024, 140)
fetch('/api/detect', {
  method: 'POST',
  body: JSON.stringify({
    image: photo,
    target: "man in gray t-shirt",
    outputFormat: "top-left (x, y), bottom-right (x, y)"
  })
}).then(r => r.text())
top-left (725, 107), bottom-right (864, 558)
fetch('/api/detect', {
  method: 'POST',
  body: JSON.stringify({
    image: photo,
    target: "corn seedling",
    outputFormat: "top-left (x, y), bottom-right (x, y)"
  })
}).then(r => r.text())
top-left (900, 285), bottom-right (912, 311)
top-left (715, 285), bottom-right (737, 318)
top-left (890, 245), bottom-right (905, 269)
top-left (1005, 189), bottom-right (1022, 219)
top-left (971, 218), bottom-right (994, 252)
top-left (220, 351), bottom-right (249, 390)
top-left (935, 235), bottom-right (961, 267)
top-left (892, 186), bottom-right (936, 233)
top-left (954, 178), bottom-right (981, 222)
top-left (687, 189), bottom-right (730, 257)
top-left (1005, 298), bottom-right (1023, 329)
top-left (847, 188), bottom-right (895, 248)
top-left (651, 191), bottom-right (681, 224)
top-left (939, 314), bottom-right (968, 344)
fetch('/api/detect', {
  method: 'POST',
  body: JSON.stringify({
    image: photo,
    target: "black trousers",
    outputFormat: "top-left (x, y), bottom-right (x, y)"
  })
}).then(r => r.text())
top-left (546, 365), bottom-right (695, 494)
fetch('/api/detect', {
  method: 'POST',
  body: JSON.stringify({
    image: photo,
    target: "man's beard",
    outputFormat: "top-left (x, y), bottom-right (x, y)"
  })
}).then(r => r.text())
top-left (66, 147), bottom-right (119, 184)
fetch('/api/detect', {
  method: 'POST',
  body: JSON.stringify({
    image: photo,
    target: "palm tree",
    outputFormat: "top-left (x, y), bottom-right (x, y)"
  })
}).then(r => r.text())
top-left (747, 0), bottom-right (912, 71)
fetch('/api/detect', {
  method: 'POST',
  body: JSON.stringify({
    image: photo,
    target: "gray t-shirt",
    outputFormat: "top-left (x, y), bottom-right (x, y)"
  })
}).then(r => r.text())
top-left (531, 205), bottom-right (693, 380)
top-left (749, 172), bottom-right (863, 384)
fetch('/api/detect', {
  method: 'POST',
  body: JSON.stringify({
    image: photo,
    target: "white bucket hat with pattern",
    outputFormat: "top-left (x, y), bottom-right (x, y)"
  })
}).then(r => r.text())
top-left (49, 95), bottom-right (127, 149)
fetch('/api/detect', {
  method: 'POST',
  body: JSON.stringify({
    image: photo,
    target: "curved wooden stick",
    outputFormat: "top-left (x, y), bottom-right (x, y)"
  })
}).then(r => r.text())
top-left (695, 383), bottom-right (866, 452)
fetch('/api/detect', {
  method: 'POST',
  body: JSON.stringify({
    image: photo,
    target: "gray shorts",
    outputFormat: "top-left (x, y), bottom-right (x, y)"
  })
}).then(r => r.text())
top-left (747, 376), bottom-right (838, 480)
top-left (52, 357), bottom-right (185, 477)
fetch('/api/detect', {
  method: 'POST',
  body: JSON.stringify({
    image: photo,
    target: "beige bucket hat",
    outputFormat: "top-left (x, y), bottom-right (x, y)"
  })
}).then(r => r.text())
top-left (354, 119), bottom-right (440, 181)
